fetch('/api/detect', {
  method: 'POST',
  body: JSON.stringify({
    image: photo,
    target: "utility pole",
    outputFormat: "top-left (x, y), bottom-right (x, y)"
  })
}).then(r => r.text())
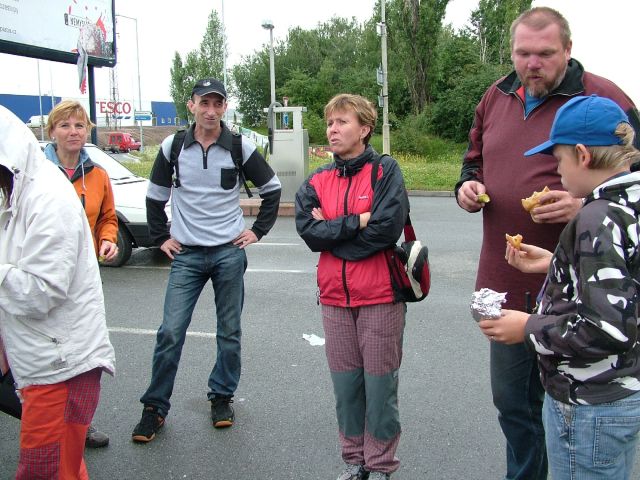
top-left (380, 0), bottom-right (390, 154)
top-left (117, 14), bottom-right (144, 151)
top-left (222, 0), bottom-right (228, 124)
top-left (36, 60), bottom-right (45, 141)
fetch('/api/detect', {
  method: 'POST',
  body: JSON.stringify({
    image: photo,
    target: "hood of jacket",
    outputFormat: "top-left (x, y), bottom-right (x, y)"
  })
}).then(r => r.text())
top-left (43, 142), bottom-right (97, 182)
top-left (0, 105), bottom-right (48, 213)
top-left (587, 171), bottom-right (640, 213)
top-left (44, 142), bottom-right (93, 168)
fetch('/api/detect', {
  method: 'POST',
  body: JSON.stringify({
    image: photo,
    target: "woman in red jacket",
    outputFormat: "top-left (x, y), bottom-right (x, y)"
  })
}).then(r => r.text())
top-left (295, 94), bottom-right (409, 480)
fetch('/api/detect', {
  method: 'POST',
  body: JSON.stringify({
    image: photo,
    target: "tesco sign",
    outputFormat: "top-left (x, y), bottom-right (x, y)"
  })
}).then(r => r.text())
top-left (96, 101), bottom-right (133, 115)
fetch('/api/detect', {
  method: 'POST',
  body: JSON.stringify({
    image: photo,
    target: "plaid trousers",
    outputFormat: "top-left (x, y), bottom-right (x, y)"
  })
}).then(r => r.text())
top-left (322, 303), bottom-right (405, 474)
top-left (16, 368), bottom-right (102, 480)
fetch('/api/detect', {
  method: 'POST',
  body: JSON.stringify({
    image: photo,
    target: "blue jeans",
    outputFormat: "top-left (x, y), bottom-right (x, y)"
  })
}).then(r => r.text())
top-left (140, 244), bottom-right (247, 418)
top-left (490, 342), bottom-right (547, 480)
top-left (543, 391), bottom-right (640, 480)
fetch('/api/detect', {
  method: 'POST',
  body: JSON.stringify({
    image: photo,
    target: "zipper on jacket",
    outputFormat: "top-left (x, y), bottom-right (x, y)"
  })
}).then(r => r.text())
top-left (16, 317), bottom-right (68, 369)
top-left (341, 177), bottom-right (352, 306)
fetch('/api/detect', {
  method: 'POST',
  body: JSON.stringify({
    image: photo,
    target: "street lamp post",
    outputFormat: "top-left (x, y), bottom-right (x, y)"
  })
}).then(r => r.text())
top-left (380, 0), bottom-right (390, 154)
top-left (261, 20), bottom-right (276, 105)
top-left (116, 14), bottom-right (144, 151)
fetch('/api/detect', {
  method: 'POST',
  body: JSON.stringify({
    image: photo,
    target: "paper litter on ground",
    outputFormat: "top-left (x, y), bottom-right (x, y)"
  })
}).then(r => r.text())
top-left (302, 333), bottom-right (325, 346)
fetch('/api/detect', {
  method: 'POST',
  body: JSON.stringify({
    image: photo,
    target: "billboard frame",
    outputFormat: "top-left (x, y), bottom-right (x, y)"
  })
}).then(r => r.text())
top-left (0, 0), bottom-right (117, 68)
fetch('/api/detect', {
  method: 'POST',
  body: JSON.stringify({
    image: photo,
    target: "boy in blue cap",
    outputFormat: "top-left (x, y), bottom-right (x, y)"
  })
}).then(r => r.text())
top-left (478, 95), bottom-right (640, 479)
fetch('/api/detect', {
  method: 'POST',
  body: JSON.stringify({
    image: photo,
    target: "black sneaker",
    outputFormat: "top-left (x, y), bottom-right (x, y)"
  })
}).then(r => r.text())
top-left (132, 405), bottom-right (165, 443)
top-left (85, 424), bottom-right (109, 448)
top-left (337, 463), bottom-right (369, 480)
top-left (211, 397), bottom-right (234, 428)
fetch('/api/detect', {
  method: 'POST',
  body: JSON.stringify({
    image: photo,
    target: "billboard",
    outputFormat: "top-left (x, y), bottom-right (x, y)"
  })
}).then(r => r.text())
top-left (0, 0), bottom-right (116, 67)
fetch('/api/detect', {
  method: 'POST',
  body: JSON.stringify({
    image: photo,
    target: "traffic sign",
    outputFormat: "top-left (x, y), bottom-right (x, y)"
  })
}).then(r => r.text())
top-left (134, 111), bottom-right (152, 121)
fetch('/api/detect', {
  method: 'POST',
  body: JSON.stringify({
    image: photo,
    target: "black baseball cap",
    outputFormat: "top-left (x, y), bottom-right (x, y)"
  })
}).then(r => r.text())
top-left (191, 78), bottom-right (227, 99)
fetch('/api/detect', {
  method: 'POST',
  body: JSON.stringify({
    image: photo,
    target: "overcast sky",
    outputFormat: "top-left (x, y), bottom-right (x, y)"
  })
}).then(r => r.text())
top-left (0, 0), bottom-right (638, 109)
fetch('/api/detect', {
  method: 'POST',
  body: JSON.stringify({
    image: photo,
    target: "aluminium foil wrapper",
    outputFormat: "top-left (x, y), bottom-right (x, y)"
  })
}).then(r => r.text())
top-left (470, 288), bottom-right (507, 322)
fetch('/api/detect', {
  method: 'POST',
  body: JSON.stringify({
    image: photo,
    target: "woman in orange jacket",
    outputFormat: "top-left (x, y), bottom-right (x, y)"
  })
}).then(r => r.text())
top-left (44, 100), bottom-right (118, 263)
top-left (44, 100), bottom-right (117, 449)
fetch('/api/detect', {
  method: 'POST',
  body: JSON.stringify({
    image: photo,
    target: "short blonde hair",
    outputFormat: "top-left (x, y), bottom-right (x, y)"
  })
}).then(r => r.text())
top-left (46, 100), bottom-right (95, 137)
top-left (587, 122), bottom-right (640, 170)
top-left (324, 94), bottom-right (377, 144)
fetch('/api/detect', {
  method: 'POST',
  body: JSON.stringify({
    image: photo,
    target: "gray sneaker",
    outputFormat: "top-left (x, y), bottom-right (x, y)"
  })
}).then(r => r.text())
top-left (337, 463), bottom-right (369, 480)
top-left (85, 424), bottom-right (109, 448)
top-left (367, 473), bottom-right (390, 480)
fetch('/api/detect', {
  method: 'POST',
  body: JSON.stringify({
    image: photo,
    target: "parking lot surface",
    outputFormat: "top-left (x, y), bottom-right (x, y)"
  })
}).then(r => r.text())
top-left (1, 196), bottom-right (638, 479)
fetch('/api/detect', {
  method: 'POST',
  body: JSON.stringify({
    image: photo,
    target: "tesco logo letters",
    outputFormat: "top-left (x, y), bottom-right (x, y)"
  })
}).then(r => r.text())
top-left (97, 101), bottom-right (132, 115)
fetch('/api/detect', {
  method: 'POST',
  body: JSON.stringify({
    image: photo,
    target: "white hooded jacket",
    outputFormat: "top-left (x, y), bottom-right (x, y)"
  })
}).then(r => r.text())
top-left (0, 105), bottom-right (115, 389)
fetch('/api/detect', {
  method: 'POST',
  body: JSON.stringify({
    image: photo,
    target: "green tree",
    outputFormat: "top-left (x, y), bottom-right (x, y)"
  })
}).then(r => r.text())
top-left (231, 50), bottom-right (271, 126)
top-left (469, 0), bottom-right (531, 64)
top-left (387, 0), bottom-right (450, 113)
top-left (169, 52), bottom-right (189, 121)
top-left (232, 16), bottom-right (380, 127)
top-left (169, 10), bottom-right (226, 123)
top-left (431, 26), bottom-right (479, 98)
top-left (429, 62), bottom-right (510, 142)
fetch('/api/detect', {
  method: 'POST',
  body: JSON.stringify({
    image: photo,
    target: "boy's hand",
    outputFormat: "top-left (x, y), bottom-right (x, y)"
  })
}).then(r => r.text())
top-left (505, 242), bottom-right (553, 274)
top-left (478, 309), bottom-right (529, 344)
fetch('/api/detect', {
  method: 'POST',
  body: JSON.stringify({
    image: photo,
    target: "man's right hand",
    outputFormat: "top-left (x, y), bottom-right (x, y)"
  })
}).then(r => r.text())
top-left (160, 238), bottom-right (183, 260)
top-left (457, 180), bottom-right (486, 212)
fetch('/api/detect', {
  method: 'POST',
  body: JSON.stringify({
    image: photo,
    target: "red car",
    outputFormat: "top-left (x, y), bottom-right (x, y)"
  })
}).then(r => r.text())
top-left (105, 132), bottom-right (141, 153)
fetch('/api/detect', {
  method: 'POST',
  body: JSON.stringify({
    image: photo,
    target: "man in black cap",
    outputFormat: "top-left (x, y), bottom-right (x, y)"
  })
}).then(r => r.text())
top-left (132, 77), bottom-right (282, 443)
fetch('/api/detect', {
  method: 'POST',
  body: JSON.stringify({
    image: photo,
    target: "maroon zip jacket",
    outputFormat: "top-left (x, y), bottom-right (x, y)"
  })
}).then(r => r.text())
top-left (455, 58), bottom-right (640, 311)
top-left (295, 146), bottom-right (409, 307)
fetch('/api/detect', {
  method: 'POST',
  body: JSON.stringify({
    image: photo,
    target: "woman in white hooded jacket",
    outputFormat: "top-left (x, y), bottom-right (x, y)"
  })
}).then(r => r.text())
top-left (0, 105), bottom-right (115, 479)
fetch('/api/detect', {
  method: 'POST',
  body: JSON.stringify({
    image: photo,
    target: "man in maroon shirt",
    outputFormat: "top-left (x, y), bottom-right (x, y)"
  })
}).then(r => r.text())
top-left (455, 7), bottom-right (640, 480)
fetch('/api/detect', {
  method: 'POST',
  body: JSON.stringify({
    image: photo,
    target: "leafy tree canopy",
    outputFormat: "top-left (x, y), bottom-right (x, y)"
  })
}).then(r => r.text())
top-left (169, 10), bottom-right (226, 123)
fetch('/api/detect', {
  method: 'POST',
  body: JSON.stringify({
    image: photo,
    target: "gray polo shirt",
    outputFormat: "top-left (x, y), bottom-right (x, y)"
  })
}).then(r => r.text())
top-left (147, 124), bottom-right (281, 246)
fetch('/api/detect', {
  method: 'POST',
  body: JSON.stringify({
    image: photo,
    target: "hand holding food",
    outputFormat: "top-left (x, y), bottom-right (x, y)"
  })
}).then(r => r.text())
top-left (521, 186), bottom-right (552, 212)
top-left (505, 241), bottom-right (553, 274)
top-left (505, 233), bottom-right (522, 250)
top-left (476, 193), bottom-right (491, 204)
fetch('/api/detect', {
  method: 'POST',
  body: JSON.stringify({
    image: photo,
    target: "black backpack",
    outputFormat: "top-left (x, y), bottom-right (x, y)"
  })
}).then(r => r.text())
top-left (169, 129), bottom-right (253, 198)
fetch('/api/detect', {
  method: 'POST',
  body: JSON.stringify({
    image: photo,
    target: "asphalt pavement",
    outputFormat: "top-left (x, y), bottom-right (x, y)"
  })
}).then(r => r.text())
top-left (1, 196), bottom-right (638, 479)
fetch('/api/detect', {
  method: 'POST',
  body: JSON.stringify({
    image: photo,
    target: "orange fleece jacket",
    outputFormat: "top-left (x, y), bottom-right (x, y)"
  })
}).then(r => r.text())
top-left (69, 165), bottom-right (118, 254)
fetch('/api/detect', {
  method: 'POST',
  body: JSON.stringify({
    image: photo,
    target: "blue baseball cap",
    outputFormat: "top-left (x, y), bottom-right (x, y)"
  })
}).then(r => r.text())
top-left (524, 95), bottom-right (629, 156)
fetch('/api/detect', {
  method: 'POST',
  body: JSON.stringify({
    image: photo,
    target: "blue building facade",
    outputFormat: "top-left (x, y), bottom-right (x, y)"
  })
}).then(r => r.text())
top-left (0, 94), bottom-right (61, 122)
top-left (0, 94), bottom-right (186, 126)
top-left (151, 101), bottom-right (187, 126)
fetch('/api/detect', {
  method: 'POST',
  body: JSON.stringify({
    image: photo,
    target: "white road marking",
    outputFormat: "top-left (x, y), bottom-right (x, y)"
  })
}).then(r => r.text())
top-left (108, 326), bottom-right (216, 338)
top-left (124, 266), bottom-right (309, 273)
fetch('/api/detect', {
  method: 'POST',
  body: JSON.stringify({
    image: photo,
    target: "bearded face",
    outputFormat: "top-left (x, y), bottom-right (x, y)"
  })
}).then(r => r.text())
top-left (511, 22), bottom-right (572, 98)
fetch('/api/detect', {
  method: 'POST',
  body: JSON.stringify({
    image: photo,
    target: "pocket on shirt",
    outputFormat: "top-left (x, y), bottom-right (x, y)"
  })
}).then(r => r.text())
top-left (221, 168), bottom-right (238, 190)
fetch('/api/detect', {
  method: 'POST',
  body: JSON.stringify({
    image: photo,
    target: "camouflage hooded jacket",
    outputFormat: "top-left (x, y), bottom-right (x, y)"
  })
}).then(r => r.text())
top-left (526, 171), bottom-right (640, 405)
